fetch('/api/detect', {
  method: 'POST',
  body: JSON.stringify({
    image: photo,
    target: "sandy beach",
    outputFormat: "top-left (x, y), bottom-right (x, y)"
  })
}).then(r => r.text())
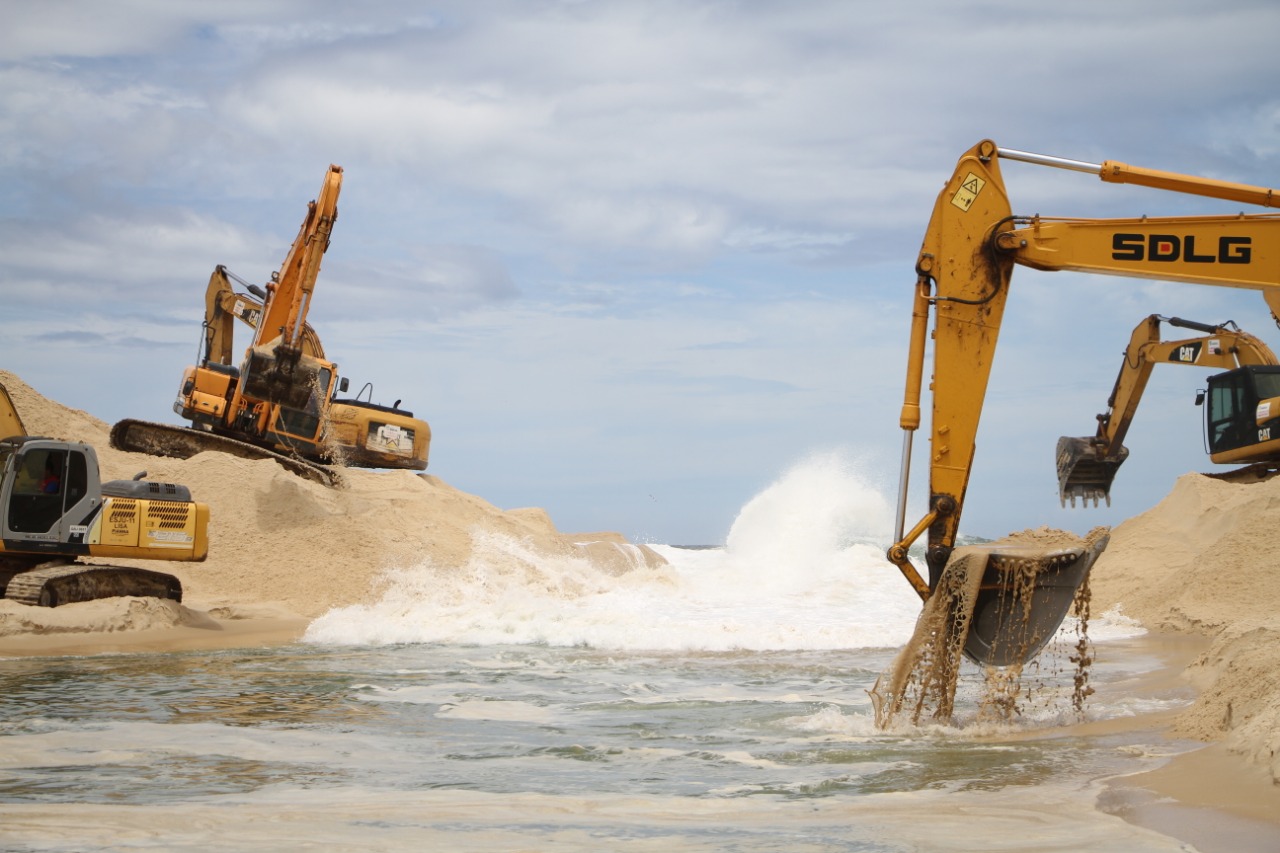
top-left (3, 367), bottom-right (1280, 850)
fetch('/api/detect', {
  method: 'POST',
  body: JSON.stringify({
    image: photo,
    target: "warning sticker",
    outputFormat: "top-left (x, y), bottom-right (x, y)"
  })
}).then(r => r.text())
top-left (951, 172), bottom-right (986, 212)
top-left (367, 424), bottom-right (414, 455)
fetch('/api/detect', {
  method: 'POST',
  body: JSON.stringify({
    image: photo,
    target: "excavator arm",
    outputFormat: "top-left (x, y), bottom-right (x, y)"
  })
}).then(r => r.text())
top-left (888, 140), bottom-right (1017, 600)
top-left (238, 164), bottom-right (343, 411)
top-left (1056, 315), bottom-right (1278, 506)
top-left (886, 140), bottom-right (1280, 668)
top-left (256, 166), bottom-right (341, 348)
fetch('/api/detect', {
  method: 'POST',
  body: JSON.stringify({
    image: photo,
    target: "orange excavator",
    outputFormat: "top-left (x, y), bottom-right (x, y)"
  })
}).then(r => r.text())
top-left (111, 166), bottom-right (430, 486)
top-left (1057, 313), bottom-right (1279, 507)
top-left (886, 140), bottom-right (1280, 668)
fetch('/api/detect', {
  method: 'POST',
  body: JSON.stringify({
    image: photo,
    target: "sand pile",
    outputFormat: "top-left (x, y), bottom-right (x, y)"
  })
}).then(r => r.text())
top-left (1091, 472), bottom-right (1280, 783)
top-left (0, 370), bottom-right (666, 629)
top-left (0, 597), bottom-right (217, 637)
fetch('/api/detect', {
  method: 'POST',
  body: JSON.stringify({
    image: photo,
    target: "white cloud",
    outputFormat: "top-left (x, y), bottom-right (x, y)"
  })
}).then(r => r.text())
top-left (1, 0), bottom-right (1278, 542)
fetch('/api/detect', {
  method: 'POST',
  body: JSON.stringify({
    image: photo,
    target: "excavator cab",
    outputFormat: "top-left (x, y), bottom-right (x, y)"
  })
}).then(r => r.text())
top-left (0, 436), bottom-right (205, 606)
top-left (1202, 365), bottom-right (1280, 464)
top-left (1, 441), bottom-right (83, 536)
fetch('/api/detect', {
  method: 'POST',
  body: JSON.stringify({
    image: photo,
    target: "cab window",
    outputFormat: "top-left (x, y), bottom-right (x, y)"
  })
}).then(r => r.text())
top-left (8, 448), bottom-right (68, 533)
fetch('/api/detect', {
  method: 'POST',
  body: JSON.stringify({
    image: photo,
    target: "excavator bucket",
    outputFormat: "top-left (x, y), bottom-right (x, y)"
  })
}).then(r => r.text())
top-left (1056, 436), bottom-right (1128, 508)
top-left (240, 342), bottom-right (327, 411)
top-left (960, 533), bottom-right (1109, 667)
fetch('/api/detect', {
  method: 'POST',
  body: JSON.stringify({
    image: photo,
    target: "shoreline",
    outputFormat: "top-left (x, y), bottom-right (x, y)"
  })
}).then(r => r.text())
top-left (1111, 743), bottom-right (1280, 853)
top-left (1079, 631), bottom-right (1280, 852)
top-left (0, 608), bottom-right (308, 658)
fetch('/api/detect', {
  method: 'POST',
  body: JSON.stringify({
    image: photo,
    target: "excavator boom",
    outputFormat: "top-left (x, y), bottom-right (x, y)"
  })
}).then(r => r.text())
top-left (886, 140), bottom-right (1280, 673)
top-left (238, 165), bottom-right (342, 412)
top-left (204, 265), bottom-right (326, 366)
top-left (258, 165), bottom-right (342, 350)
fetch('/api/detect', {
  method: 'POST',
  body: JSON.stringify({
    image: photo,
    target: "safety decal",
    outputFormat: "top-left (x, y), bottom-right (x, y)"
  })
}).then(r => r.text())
top-left (951, 173), bottom-right (986, 211)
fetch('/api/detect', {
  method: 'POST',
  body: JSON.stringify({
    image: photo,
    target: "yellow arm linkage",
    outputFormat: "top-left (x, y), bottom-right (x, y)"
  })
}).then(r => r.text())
top-left (888, 140), bottom-right (1280, 599)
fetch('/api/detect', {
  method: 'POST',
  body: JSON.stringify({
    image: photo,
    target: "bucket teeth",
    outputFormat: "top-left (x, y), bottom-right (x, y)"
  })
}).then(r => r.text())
top-left (1056, 436), bottom-right (1128, 507)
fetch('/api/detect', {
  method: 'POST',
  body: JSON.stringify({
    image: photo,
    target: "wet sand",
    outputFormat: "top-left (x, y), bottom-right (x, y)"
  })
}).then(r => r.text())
top-left (0, 610), bottom-right (306, 657)
top-left (1062, 632), bottom-right (1280, 852)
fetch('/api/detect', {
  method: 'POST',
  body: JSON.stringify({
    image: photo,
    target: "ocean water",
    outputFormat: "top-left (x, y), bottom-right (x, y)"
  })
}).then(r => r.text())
top-left (0, 452), bottom-right (1201, 851)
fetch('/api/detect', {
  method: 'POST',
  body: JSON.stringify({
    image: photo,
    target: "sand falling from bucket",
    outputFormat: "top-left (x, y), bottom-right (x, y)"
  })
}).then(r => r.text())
top-left (871, 527), bottom-right (1106, 729)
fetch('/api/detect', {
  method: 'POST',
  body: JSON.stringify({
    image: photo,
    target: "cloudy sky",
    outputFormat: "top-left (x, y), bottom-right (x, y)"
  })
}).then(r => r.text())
top-left (2, 1), bottom-right (1278, 545)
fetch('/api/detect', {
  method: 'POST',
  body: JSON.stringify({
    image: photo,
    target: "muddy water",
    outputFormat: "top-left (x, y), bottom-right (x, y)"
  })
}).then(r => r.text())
top-left (0, 457), bottom-right (1234, 851)
top-left (0, 632), bottom-right (1207, 852)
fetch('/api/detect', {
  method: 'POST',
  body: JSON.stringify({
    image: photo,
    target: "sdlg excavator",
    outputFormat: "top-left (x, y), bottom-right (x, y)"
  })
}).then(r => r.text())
top-left (886, 140), bottom-right (1279, 670)
top-left (111, 165), bottom-right (431, 486)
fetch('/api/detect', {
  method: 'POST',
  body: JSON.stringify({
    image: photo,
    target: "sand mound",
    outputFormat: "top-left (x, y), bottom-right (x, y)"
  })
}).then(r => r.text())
top-left (0, 370), bottom-right (666, 623)
top-left (1091, 472), bottom-right (1280, 782)
top-left (0, 597), bottom-right (216, 636)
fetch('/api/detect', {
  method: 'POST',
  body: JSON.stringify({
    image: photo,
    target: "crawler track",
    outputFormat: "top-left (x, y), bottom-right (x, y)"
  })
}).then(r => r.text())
top-left (3, 561), bottom-right (182, 607)
top-left (110, 419), bottom-right (340, 487)
top-left (1203, 462), bottom-right (1280, 485)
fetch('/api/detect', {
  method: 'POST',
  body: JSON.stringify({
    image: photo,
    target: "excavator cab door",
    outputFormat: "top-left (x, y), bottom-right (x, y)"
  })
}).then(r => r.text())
top-left (1, 441), bottom-right (93, 543)
top-left (1204, 366), bottom-right (1280, 463)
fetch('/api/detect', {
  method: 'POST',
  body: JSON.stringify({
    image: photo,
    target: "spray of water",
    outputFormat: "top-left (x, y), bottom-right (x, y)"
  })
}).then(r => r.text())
top-left (724, 449), bottom-right (893, 593)
top-left (305, 450), bottom-right (921, 650)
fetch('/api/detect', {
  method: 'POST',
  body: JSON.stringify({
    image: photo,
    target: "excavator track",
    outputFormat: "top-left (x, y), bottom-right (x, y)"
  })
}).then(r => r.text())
top-left (3, 561), bottom-right (182, 607)
top-left (1204, 462), bottom-right (1280, 485)
top-left (110, 419), bottom-right (341, 488)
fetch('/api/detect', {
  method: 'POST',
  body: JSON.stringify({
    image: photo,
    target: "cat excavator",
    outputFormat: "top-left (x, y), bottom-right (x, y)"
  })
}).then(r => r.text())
top-left (886, 140), bottom-right (1280, 669)
top-left (111, 165), bottom-right (431, 486)
top-left (0, 381), bottom-right (208, 606)
top-left (1057, 313), bottom-right (1280, 508)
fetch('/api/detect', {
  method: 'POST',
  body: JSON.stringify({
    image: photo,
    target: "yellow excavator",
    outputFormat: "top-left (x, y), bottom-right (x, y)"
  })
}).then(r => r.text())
top-left (111, 165), bottom-right (431, 486)
top-left (886, 140), bottom-right (1280, 668)
top-left (0, 382), bottom-right (208, 606)
top-left (1057, 314), bottom-right (1279, 507)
